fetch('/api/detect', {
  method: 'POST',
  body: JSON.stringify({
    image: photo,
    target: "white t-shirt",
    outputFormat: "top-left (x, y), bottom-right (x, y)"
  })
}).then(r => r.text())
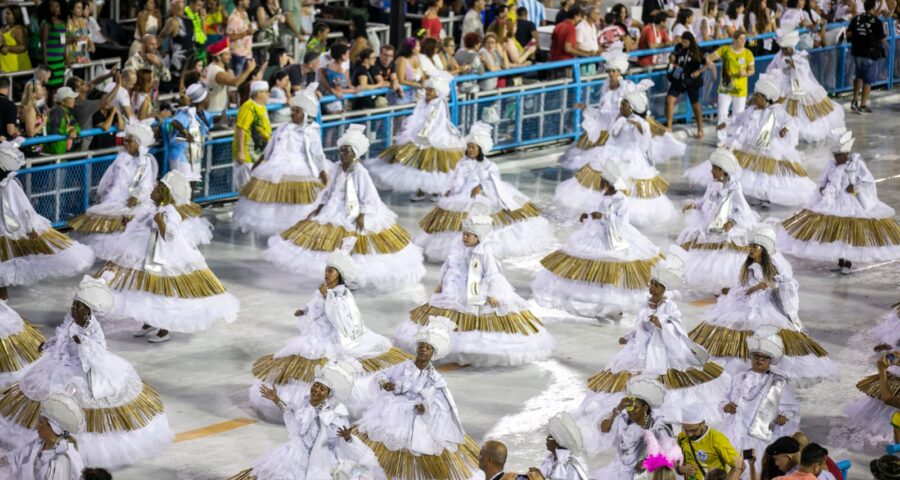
top-left (672, 23), bottom-right (688, 38)
top-left (102, 82), bottom-right (132, 117)
top-left (576, 20), bottom-right (600, 52)
top-left (206, 63), bottom-right (230, 112)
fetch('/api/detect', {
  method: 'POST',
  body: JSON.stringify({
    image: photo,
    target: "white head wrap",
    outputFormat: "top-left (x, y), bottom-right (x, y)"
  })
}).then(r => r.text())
top-left (749, 224), bottom-right (777, 255)
top-left (599, 160), bottom-right (628, 192)
top-left (747, 329), bottom-right (784, 364)
top-left (186, 83), bottom-right (208, 104)
top-left (651, 253), bottom-right (684, 290)
top-left (548, 412), bottom-right (584, 453)
top-left (461, 200), bottom-right (493, 240)
top-left (827, 127), bottom-right (855, 153)
top-left (312, 360), bottom-right (358, 403)
top-left (40, 394), bottom-right (85, 435)
top-left (679, 406), bottom-right (707, 425)
top-left (754, 75), bottom-right (781, 102)
top-left (603, 47), bottom-right (630, 73)
top-left (624, 91), bottom-right (649, 115)
top-left (415, 316), bottom-right (456, 360)
top-left (74, 275), bottom-right (115, 315)
top-left (424, 72), bottom-right (452, 99)
top-left (626, 375), bottom-right (666, 409)
top-left (125, 120), bottom-right (155, 148)
top-left (709, 148), bottom-right (740, 177)
top-left (0, 137), bottom-right (25, 172)
top-left (465, 121), bottom-right (494, 154)
top-left (161, 171), bottom-right (192, 206)
top-left (250, 80), bottom-right (270, 95)
top-left (325, 237), bottom-right (358, 284)
top-left (337, 124), bottom-right (370, 158)
top-left (777, 29), bottom-right (801, 49)
top-left (292, 82), bottom-right (320, 118)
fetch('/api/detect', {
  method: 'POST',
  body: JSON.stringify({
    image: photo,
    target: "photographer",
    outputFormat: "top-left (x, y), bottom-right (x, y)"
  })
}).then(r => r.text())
top-left (665, 31), bottom-right (711, 139)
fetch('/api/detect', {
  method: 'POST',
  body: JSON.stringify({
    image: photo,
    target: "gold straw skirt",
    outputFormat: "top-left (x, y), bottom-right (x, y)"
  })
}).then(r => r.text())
top-left (587, 362), bottom-right (725, 393)
top-left (239, 177), bottom-right (325, 205)
top-left (575, 164), bottom-right (668, 199)
top-left (379, 143), bottom-right (464, 173)
top-left (0, 229), bottom-right (75, 262)
top-left (856, 371), bottom-right (900, 399)
top-left (540, 251), bottom-right (661, 290)
top-left (734, 150), bottom-right (808, 178)
top-left (358, 432), bottom-right (480, 480)
top-left (409, 304), bottom-right (544, 336)
top-left (252, 347), bottom-right (413, 385)
top-left (785, 96), bottom-right (836, 122)
top-left (419, 203), bottom-right (542, 234)
top-left (0, 321), bottom-right (44, 375)
top-left (278, 220), bottom-right (413, 255)
top-left (95, 262), bottom-right (229, 299)
top-left (781, 209), bottom-right (900, 248)
top-left (68, 213), bottom-right (127, 234)
top-left (688, 323), bottom-right (829, 359)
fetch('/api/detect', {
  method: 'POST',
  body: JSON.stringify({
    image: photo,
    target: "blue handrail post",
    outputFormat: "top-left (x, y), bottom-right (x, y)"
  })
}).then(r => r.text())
top-left (888, 17), bottom-right (895, 89)
top-left (836, 459), bottom-right (851, 479)
top-left (573, 62), bottom-right (583, 139)
top-left (160, 118), bottom-right (170, 174)
top-left (887, 443), bottom-right (900, 454)
top-left (450, 78), bottom-right (460, 126)
top-left (82, 162), bottom-right (90, 217)
top-left (837, 44), bottom-right (846, 92)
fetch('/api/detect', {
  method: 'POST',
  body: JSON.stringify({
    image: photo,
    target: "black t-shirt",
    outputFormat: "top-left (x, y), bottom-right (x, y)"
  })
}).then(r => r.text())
top-left (371, 60), bottom-right (395, 82)
top-left (515, 19), bottom-right (537, 48)
top-left (555, 8), bottom-right (570, 24)
top-left (351, 64), bottom-right (376, 110)
top-left (669, 44), bottom-right (704, 88)
top-left (848, 13), bottom-right (886, 59)
top-left (90, 109), bottom-right (118, 149)
top-left (0, 94), bottom-right (17, 135)
top-left (642, 0), bottom-right (667, 25)
top-left (281, 63), bottom-right (305, 90)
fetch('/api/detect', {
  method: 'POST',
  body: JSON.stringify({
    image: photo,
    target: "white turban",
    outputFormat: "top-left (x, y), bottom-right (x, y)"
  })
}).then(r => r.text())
top-left (548, 412), bottom-right (584, 453)
top-left (313, 360), bottom-right (357, 403)
top-left (74, 275), bottom-right (115, 315)
top-left (40, 394), bottom-right (85, 435)
top-left (747, 329), bottom-right (784, 364)
top-left (337, 124), bottom-right (370, 159)
top-left (599, 160), bottom-right (628, 192)
top-left (651, 253), bottom-right (684, 290)
top-left (291, 82), bottom-right (320, 118)
top-left (325, 237), bottom-right (358, 284)
top-left (186, 83), bottom-right (208, 104)
top-left (0, 137), bottom-right (25, 172)
top-left (777, 29), bottom-right (801, 49)
top-left (709, 148), bottom-right (740, 177)
top-left (161, 171), bottom-right (192, 206)
top-left (749, 224), bottom-right (777, 255)
top-left (679, 406), bottom-right (707, 425)
top-left (465, 121), bottom-right (494, 155)
top-left (250, 80), bottom-right (269, 95)
top-left (827, 127), bottom-right (855, 153)
top-left (754, 76), bottom-right (780, 102)
top-left (461, 200), bottom-right (493, 240)
top-left (415, 316), bottom-right (456, 360)
top-left (603, 47), bottom-right (630, 74)
top-left (624, 91), bottom-right (648, 115)
top-left (626, 375), bottom-right (666, 409)
top-left (424, 73), bottom-right (452, 99)
top-left (125, 121), bottom-right (155, 148)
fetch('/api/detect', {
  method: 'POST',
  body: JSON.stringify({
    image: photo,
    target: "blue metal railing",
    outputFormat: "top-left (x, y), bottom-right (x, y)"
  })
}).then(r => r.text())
top-left (836, 459), bottom-right (851, 479)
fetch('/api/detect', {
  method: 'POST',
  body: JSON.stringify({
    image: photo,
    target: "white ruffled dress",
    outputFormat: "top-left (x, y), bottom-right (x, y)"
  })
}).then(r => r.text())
top-left (416, 157), bottom-right (555, 261)
top-left (394, 240), bottom-right (556, 367)
top-left (767, 51), bottom-right (845, 143)
top-left (265, 162), bottom-right (426, 291)
top-left (0, 315), bottom-right (172, 469)
top-left (0, 299), bottom-right (43, 388)
top-left (0, 436), bottom-right (85, 480)
top-left (533, 192), bottom-right (661, 318)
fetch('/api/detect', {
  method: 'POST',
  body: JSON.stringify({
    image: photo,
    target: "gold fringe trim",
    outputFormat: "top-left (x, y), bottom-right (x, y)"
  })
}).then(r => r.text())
top-left (252, 347), bottom-right (413, 384)
top-left (785, 97), bottom-right (835, 122)
top-left (378, 143), bottom-right (464, 173)
top-left (680, 239), bottom-right (750, 253)
top-left (279, 220), bottom-right (412, 255)
top-left (781, 210), bottom-right (900, 247)
top-left (418, 203), bottom-right (542, 234)
top-left (228, 469), bottom-right (256, 480)
top-left (587, 361), bottom-right (725, 393)
top-left (68, 213), bottom-right (127, 234)
top-left (409, 304), bottom-right (544, 336)
top-left (688, 323), bottom-right (829, 358)
top-left (633, 175), bottom-right (670, 198)
top-left (575, 164), bottom-right (609, 192)
top-left (856, 372), bottom-right (900, 398)
top-left (647, 117), bottom-right (669, 137)
top-left (575, 131), bottom-right (609, 149)
top-left (540, 251), bottom-right (661, 289)
top-left (0, 381), bottom-right (165, 433)
top-left (0, 321), bottom-right (44, 374)
top-left (0, 229), bottom-right (74, 262)
top-left (174, 203), bottom-right (202, 219)
top-left (95, 262), bottom-right (228, 298)
top-left (238, 177), bottom-right (325, 204)
top-left (734, 150), bottom-right (809, 177)
top-left (358, 432), bottom-right (480, 480)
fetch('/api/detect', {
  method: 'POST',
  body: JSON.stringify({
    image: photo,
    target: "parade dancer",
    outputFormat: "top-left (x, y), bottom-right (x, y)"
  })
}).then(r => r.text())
top-left (845, 350), bottom-right (900, 444)
top-left (0, 394), bottom-right (86, 480)
top-left (168, 83), bottom-right (210, 184)
top-left (0, 299), bottom-right (43, 389)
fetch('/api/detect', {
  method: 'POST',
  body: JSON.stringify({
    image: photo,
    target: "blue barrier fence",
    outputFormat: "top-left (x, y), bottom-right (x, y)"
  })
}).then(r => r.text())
top-left (16, 19), bottom-right (898, 228)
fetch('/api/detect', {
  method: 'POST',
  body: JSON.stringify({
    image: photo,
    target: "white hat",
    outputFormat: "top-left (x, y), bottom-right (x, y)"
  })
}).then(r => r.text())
top-left (0, 137), bottom-right (25, 172)
top-left (624, 91), bottom-right (649, 115)
top-left (651, 253), bottom-right (684, 290)
top-left (74, 275), bottom-right (115, 315)
top-left (40, 394), bottom-right (85, 435)
top-left (465, 121), bottom-right (494, 154)
top-left (827, 127), bottom-right (855, 153)
top-left (125, 120), bottom-right (155, 147)
top-left (709, 148), bottom-right (740, 177)
top-left (626, 375), bottom-right (666, 409)
top-left (679, 406), bottom-right (706, 425)
top-left (754, 75), bottom-right (780, 102)
top-left (337, 124), bottom-right (370, 159)
top-left (312, 360), bottom-right (357, 403)
top-left (749, 224), bottom-right (777, 255)
top-left (415, 316), bottom-right (456, 360)
top-left (250, 80), bottom-right (270, 95)
top-left (325, 237), bottom-right (358, 284)
top-left (55, 86), bottom-right (78, 102)
top-left (161, 171), bottom-right (192, 206)
top-left (777, 29), bottom-right (801, 49)
top-left (424, 73), bottom-right (452, 99)
top-left (747, 329), bottom-right (784, 364)
top-left (603, 47), bottom-right (630, 74)
top-left (186, 83), bottom-right (208, 104)
top-left (599, 160), bottom-right (628, 192)
top-left (291, 82), bottom-right (320, 118)
top-left (461, 200), bottom-right (493, 240)
top-left (548, 412), bottom-right (584, 453)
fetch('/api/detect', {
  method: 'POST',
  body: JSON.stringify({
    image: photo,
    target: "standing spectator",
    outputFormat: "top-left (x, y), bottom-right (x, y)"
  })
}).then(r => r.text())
top-left (637, 11), bottom-right (673, 66)
top-left (706, 31), bottom-right (754, 131)
top-left (256, 0), bottom-right (302, 50)
top-left (185, 0), bottom-right (209, 63)
top-left (67, 0), bottom-right (93, 64)
top-left (102, 68), bottom-right (137, 120)
top-left (499, 18), bottom-right (535, 65)
top-left (773, 443), bottom-right (831, 480)
top-left (321, 43), bottom-right (356, 113)
top-left (478, 440), bottom-right (511, 479)
top-left (676, 411), bottom-right (743, 479)
top-left (0, 7), bottom-right (32, 72)
top-left (423, 0), bottom-right (445, 39)
top-left (372, 45), bottom-right (404, 101)
top-left (45, 86), bottom-right (80, 155)
top-left (723, 1), bottom-right (745, 37)
top-left (463, 0), bottom-right (487, 38)
top-left (20, 81), bottom-right (47, 140)
top-left (125, 35), bottom-right (171, 87)
top-left (479, 32), bottom-right (509, 90)
top-left (158, 0), bottom-right (194, 91)
top-left (665, 31), bottom-right (709, 138)
top-left (67, 70), bottom-right (120, 141)
top-left (227, 0), bottom-right (256, 76)
top-left (420, 37), bottom-right (447, 75)
top-left (556, 0), bottom-right (575, 23)
top-left (268, 71), bottom-right (292, 123)
top-left (672, 8), bottom-right (694, 41)
top-left (550, 6), bottom-right (593, 62)
top-left (206, 38), bottom-right (257, 112)
top-left (272, 47), bottom-right (307, 93)
top-left (396, 38), bottom-right (426, 93)
top-left (90, 92), bottom-right (126, 149)
top-left (642, 0), bottom-right (675, 25)
top-left (848, 0), bottom-right (887, 113)
top-left (0, 77), bottom-right (18, 138)
top-left (744, 0), bottom-right (777, 54)
top-left (599, 10), bottom-right (637, 51)
top-left (39, 0), bottom-right (70, 95)
top-left (204, 0), bottom-right (227, 39)
top-left (515, 7), bottom-right (538, 48)
top-left (696, 0), bottom-right (722, 41)
top-left (517, 0), bottom-right (545, 26)
top-left (456, 32), bottom-right (485, 92)
top-left (133, 0), bottom-right (162, 55)
top-left (233, 81), bottom-right (272, 189)
top-left (352, 48), bottom-right (390, 109)
top-left (349, 15), bottom-right (371, 62)
top-left (131, 68), bottom-right (156, 120)
top-left (306, 23), bottom-right (331, 57)
top-left (576, 6), bottom-right (602, 74)
top-left (300, 51), bottom-right (321, 86)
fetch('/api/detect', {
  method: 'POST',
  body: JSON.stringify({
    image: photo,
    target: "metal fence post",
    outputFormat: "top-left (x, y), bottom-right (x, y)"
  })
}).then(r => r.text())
top-left (888, 17), bottom-right (896, 89)
top-left (161, 118), bottom-right (170, 174)
top-left (573, 63), bottom-right (583, 138)
top-left (450, 79), bottom-right (460, 126)
top-left (82, 162), bottom-right (91, 215)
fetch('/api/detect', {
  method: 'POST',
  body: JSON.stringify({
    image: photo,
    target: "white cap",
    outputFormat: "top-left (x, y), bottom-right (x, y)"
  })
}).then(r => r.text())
top-left (40, 394), bottom-right (85, 435)
top-left (337, 124), bottom-right (370, 158)
top-left (186, 83), bottom-right (208, 104)
top-left (0, 137), bottom-right (25, 172)
top-left (709, 148), bottom-right (740, 177)
top-left (312, 360), bottom-right (358, 403)
top-left (415, 316), bottom-right (456, 360)
top-left (754, 75), bottom-right (780, 101)
top-left (749, 224), bottom-right (777, 255)
top-left (651, 253), bottom-right (684, 290)
top-left (827, 127), bottom-right (855, 153)
top-left (599, 160), bottom-right (628, 192)
top-left (777, 29), bottom-right (801, 49)
top-left (325, 237), bottom-right (358, 284)
top-left (465, 121), bottom-right (494, 154)
top-left (74, 275), bottom-right (115, 315)
top-left (250, 80), bottom-right (270, 95)
top-left (679, 406), bottom-right (706, 425)
top-left (461, 200), bottom-right (493, 240)
top-left (161, 171), bottom-right (192, 206)
top-left (291, 82), bottom-right (320, 118)
top-left (603, 47), bottom-right (630, 73)
top-left (125, 120), bottom-right (155, 147)
top-left (747, 329), bottom-right (784, 364)
top-left (626, 375), bottom-right (666, 409)
top-left (55, 86), bottom-right (78, 101)
top-left (624, 91), bottom-right (649, 115)
top-left (424, 73), bottom-right (452, 99)
top-left (548, 412), bottom-right (584, 453)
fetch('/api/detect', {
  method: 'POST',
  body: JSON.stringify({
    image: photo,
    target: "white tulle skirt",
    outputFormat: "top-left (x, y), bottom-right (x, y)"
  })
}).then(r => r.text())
top-left (866, 310), bottom-right (900, 347)
top-left (676, 225), bottom-right (747, 296)
top-left (784, 90), bottom-right (846, 143)
top-left (233, 198), bottom-right (321, 237)
top-left (649, 130), bottom-right (687, 166)
top-left (181, 216), bottom-right (214, 246)
top-left (0, 229), bottom-right (95, 287)
top-left (844, 370), bottom-right (899, 441)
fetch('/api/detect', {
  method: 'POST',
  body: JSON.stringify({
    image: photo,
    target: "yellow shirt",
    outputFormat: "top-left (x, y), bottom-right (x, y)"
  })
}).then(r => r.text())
top-left (233, 100), bottom-right (271, 163)
top-left (715, 45), bottom-right (754, 97)
top-left (0, 28), bottom-right (32, 73)
top-left (677, 428), bottom-right (739, 480)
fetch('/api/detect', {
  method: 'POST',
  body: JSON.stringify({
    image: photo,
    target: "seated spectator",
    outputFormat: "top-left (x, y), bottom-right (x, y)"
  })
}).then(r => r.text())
top-left (307, 22), bottom-right (330, 57)
top-left (90, 93), bottom-right (126, 149)
top-left (479, 32), bottom-right (509, 90)
top-left (66, 70), bottom-right (120, 147)
top-left (0, 7), bottom-right (33, 72)
top-left (131, 68), bottom-right (156, 120)
top-left (20, 82), bottom-right (47, 141)
top-left (268, 71), bottom-right (292, 123)
top-left (493, 17), bottom-right (534, 66)
top-left (420, 37), bottom-right (447, 76)
top-left (456, 32), bottom-right (485, 92)
top-left (46, 86), bottom-right (81, 155)
top-left (352, 48), bottom-right (391, 109)
top-left (68, 0), bottom-right (94, 64)
top-left (0, 77), bottom-right (18, 138)
top-left (438, 37), bottom-right (469, 75)
top-left (637, 11), bottom-right (673, 66)
top-left (423, 0), bottom-right (445, 39)
top-left (396, 38), bottom-right (426, 93)
top-left (321, 43), bottom-right (356, 113)
top-left (463, 0), bottom-right (487, 38)
top-left (642, 0), bottom-right (675, 25)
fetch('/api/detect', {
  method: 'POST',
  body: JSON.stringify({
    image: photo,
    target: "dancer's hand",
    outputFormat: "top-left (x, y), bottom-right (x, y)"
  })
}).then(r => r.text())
top-left (579, 213), bottom-right (589, 222)
top-left (355, 214), bottom-right (365, 231)
top-left (649, 315), bottom-right (661, 329)
top-left (319, 171), bottom-right (328, 185)
top-left (679, 464), bottom-right (698, 476)
top-left (260, 384), bottom-right (282, 406)
top-left (723, 220), bottom-right (734, 232)
top-left (338, 425), bottom-right (355, 441)
top-left (590, 211), bottom-right (603, 220)
top-left (723, 402), bottom-right (737, 414)
top-left (127, 196), bottom-right (138, 208)
top-left (381, 381), bottom-right (395, 392)
top-left (470, 185), bottom-right (482, 198)
top-left (27, 230), bottom-right (39, 240)
top-left (682, 203), bottom-right (696, 213)
top-left (415, 403), bottom-right (425, 414)
top-left (307, 205), bottom-right (323, 219)
top-left (486, 296), bottom-right (499, 308)
top-left (72, 335), bottom-right (81, 344)
top-left (779, 128), bottom-right (789, 138)
top-left (774, 415), bottom-right (788, 426)
top-left (846, 184), bottom-right (855, 194)
top-left (717, 123), bottom-right (726, 131)
top-left (318, 282), bottom-right (328, 297)
top-left (294, 307), bottom-right (306, 316)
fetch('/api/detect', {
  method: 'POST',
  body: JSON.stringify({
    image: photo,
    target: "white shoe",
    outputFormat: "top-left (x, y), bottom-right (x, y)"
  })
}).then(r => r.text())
top-left (148, 332), bottom-right (171, 343)
top-left (840, 266), bottom-right (852, 275)
top-left (429, 193), bottom-right (440, 202)
top-left (410, 192), bottom-right (427, 202)
top-left (133, 325), bottom-right (158, 337)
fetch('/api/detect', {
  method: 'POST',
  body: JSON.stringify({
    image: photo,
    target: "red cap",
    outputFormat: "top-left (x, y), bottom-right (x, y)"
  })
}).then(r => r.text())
top-left (207, 38), bottom-right (229, 56)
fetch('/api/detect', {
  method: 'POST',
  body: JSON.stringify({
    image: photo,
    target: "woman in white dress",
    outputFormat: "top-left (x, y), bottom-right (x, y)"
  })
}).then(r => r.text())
top-left (354, 317), bottom-right (480, 480)
top-left (573, 255), bottom-right (730, 456)
top-left (678, 149), bottom-right (760, 296)
top-left (0, 299), bottom-right (43, 389)
top-left (417, 121), bottom-right (555, 261)
top-left (93, 171), bottom-right (239, 343)
top-left (365, 74), bottom-right (466, 201)
top-left (231, 362), bottom-right (386, 480)
top-left (250, 246), bottom-right (413, 423)
top-left (266, 125), bottom-right (426, 291)
top-left (688, 224), bottom-right (837, 386)
top-left (0, 394), bottom-right (86, 480)
top-left (555, 92), bottom-right (678, 228)
top-left (531, 412), bottom-right (590, 480)
top-left (0, 139), bottom-right (94, 301)
top-left (845, 350), bottom-right (900, 444)
top-left (234, 84), bottom-right (333, 237)
top-left (534, 161), bottom-right (662, 318)
top-left (767, 29), bottom-right (844, 144)
top-left (778, 128), bottom-right (900, 274)
top-left (396, 204), bottom-right (556, 367)
top-left (0, 276), bottom-right (173, 469)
